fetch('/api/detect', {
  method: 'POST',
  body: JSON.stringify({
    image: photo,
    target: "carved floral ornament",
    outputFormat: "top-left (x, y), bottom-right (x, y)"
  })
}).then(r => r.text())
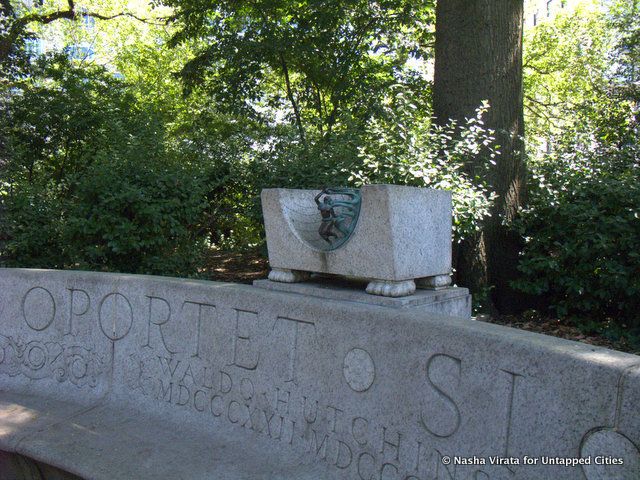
top-left (0, 335), bottom-right (107, 387)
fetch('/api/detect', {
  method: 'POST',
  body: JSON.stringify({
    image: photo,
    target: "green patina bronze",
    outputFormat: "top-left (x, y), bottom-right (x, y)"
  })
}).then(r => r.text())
top-left (314, 187), bottom-right (361, 251)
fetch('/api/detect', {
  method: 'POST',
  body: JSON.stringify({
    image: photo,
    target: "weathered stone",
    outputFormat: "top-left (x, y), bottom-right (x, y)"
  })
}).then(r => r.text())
top-left (261, 185), bottom-right (452, 297)
top-left (254, 278), bottom-right (472, 319)
top-left (268, 268), bottom-right (311, 283)
top-left (365, 279), bottom-right (416, 297)
top-left (416, 274), bottom-right (452, 290)
top-left (0, 268), bottom-right (639, 480)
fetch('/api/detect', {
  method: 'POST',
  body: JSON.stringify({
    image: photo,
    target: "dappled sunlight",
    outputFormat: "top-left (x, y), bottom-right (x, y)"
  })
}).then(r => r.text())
top-left (0, 403), bottom-right (38, 437)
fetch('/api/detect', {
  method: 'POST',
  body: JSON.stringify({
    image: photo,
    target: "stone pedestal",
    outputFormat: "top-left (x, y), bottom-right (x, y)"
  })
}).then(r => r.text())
top-left (253, 277), bottom-right (472, 319)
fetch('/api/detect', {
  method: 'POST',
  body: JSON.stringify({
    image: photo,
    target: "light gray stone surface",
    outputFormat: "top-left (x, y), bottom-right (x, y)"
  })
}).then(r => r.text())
top-left (253, 278), bottom-right (472, 319)
top-left (0, 268), bottom-right (639, 480)
top-left (261, 185), bottom-right (453, 283)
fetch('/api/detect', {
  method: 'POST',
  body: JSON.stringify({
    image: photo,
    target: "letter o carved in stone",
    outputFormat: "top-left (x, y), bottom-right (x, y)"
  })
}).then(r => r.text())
top-left (98, 293), bottom-right (133, 341)
top-left (343, 348), bottom-right (375, 392)
top-left (581, 428), bottom-right (640, 479)
top-left (22, 287), bottom-right (56, 331)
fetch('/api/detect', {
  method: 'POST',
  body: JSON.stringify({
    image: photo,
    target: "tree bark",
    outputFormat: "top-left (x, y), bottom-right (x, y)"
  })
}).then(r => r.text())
top-left (279, 53), bottom-right (307, 146)
top-left (433, 0), bottom-right (527, 313)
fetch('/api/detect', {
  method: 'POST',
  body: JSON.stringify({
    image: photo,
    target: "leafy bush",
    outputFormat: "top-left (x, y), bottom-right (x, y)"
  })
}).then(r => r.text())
top-left (235, 103), bottom-right (498, 252)
top-left (65, 157), bottom-right (208, 275)
top-left (352, 104), bottom-right (498, 243)
top-left (519, 1), bottom-right (639, 332)
top-left (513, 138), bottom-right (640, 328)
top-left (1, 55), bottom-right (210, 276)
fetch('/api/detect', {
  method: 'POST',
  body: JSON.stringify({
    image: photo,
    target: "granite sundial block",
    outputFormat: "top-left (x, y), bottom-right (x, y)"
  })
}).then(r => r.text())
top-left (261, 184), bottom-right (453, 297)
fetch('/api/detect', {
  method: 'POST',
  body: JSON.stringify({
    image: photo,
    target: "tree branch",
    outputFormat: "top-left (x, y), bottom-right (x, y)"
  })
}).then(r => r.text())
top-left (279, 52), bottom-right (306, 146)
top-left (525, 95), bottom-right (563, 108)
top-left (84, 11), bottom-right (169, 26)
top-left (2, 1), bottom-right (169, 63)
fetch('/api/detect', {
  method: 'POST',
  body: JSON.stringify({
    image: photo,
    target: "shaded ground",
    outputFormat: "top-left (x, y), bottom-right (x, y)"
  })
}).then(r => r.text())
top-left (201, 249), bottom-right (269, 284)
top-left (480, 313), bottom-right (639, 355)
top-left (202, 250), bottom-right (639, 355)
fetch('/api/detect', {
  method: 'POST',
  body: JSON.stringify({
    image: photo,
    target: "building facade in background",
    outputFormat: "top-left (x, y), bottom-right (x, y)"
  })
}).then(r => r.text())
top-left (524, 0), bottom-right (582, 28)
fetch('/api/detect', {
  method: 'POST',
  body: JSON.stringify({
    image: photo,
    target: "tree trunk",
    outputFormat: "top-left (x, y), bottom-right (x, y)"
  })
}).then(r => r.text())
top-left (433, 0), bottom-right (527, 313)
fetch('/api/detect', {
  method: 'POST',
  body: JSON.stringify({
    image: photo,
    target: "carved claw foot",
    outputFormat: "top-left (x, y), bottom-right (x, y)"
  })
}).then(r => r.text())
top-left (416, 274), bottom-right (452, 290)
top-left (366, 279), bottom-right (416, 297)
top-left (268, 268), bottom-right (311, 283)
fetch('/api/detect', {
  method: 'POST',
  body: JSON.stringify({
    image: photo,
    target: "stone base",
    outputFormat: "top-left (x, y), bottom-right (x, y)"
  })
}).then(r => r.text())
top-left (253, 278), bottom-right (472, 318)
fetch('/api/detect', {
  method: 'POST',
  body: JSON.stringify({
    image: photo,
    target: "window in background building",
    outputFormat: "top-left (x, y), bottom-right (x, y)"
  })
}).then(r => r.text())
top-left (547, 0), bottom-right (553, 17)
top-left (82, 14), bottom-right (96, 31)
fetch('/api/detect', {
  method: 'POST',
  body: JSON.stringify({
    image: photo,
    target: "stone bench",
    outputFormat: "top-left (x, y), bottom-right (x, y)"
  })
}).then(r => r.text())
top-left (0, 268), bottom-right (639, 479)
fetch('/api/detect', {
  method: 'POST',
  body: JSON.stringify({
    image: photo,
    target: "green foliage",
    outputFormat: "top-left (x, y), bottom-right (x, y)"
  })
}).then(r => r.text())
top-left (1, 182), bottom-right (66, 268)
top-left (1, 55), bottom-right (210, 275)
top-left (609, 0), bottom-right (640, 106)
top-left (517, 1), bottom-right (640, 328)
top-left (161, 0), bottom-right (434, 142)
top-left (3, 0), bottom-right (495, 275)
top-left (352, 103), bottom-right (497, 242)
top-left (230, 103), bottom-right (499, 249)
top-left (64, 156), bottom-right (207, 275)
top-left (2, 0), bottom-right (639, 344)
top-left (524, 1), bottom-right (639, 150)
top-left (512, 139), bottom-right (640, 327)
top-left (523, 2), bottom-right (613, 147)
top-left (3, 55), bottom-right (142, 183)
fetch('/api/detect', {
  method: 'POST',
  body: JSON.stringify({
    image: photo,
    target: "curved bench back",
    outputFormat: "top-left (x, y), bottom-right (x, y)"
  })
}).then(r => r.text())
top-left (1, 269), bottom-right (639, 480)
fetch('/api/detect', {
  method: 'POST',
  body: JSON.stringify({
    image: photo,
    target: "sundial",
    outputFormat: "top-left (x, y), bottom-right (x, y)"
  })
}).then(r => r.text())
top-left (261, 184), bottom-right (453, 297)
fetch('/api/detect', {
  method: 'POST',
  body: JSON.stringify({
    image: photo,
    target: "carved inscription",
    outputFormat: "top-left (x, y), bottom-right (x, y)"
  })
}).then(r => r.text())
top-left (421, 353), bottom-right (462, 438)
top-left (181, 301), bottom-right (216, 358)
top-left (343, 348), bottom-right (376, 392)
top-left (22, 286), bottom-right (56, 331)
top-left (0, 334), bottom-right (107, 387)
top-left (274, 316), bottom-right (316, 385)
top-left (67, 288), bottom-right (90, 335)
top-left (18, 287), bottom-right (211, 353)
top-left (121, 347), bottom-right (515, 480)
top-left (144, 295), bottom-right (179, 354)
top-left (228, 309), bottom-right (260, 370)
top-left (98, 292), bottom-right (133, 341)
top-left (500, 369), bottom-right (523, 460)
top-left (7, 281), bottom-right (526, 480)
top-left (580, 363), bottom-right (640, 479)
